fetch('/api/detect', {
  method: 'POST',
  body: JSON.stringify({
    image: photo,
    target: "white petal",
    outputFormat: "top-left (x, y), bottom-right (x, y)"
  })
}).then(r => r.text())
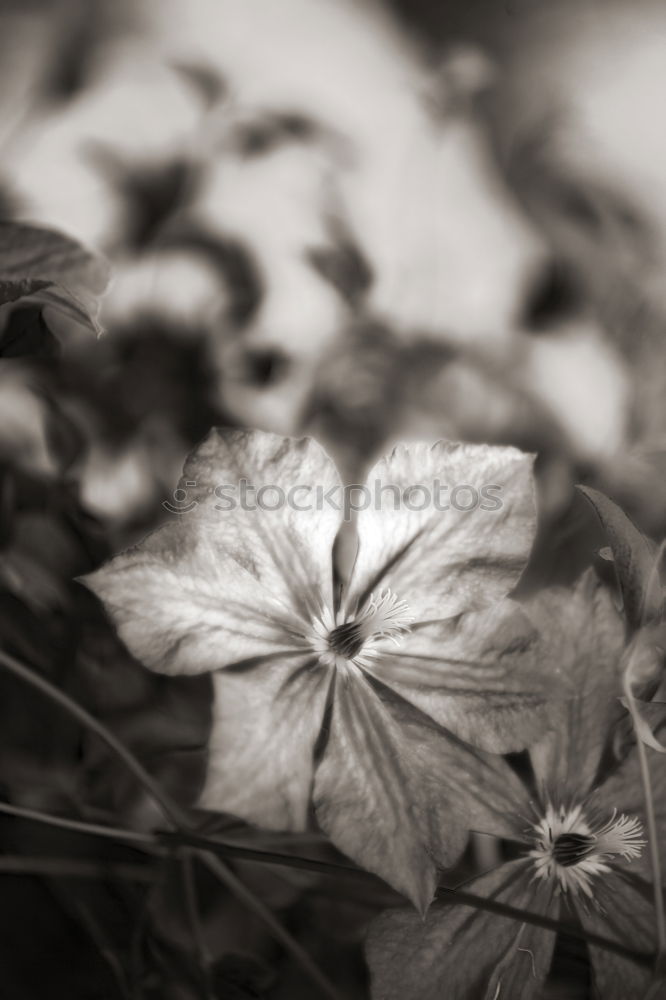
top-left (346, 440), bottom-right (536, 622)
top-left (83, 428), bottom-right (343, 674)
top-left (200, 655), bottom-right (332, 830)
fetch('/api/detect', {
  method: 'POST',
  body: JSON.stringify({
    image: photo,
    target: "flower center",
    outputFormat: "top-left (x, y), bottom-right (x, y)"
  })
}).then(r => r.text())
top-left (529, 803), bottom-right (646, 899)
top-left (551, 832), bottom-right (596, 867)
top-left (327, 620), bottom-right (367, 659)
top-left (313, 589), bottom-right (413, 670)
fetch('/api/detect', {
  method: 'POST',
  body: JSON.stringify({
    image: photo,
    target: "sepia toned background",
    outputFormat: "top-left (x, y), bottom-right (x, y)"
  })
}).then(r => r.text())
top-left (0, 1), bottom-right (664, 997)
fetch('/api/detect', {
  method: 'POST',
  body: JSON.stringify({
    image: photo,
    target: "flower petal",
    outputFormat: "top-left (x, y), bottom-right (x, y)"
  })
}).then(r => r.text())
top-left (366, 860), bottom-right (558, 1000)
top-left (526, 571), bottom-right (627, 801)
top-left (587, 735), bottom-right (666, 885)
top-left (576, 872), bottom-right (660, 1000)
top-left (199, 654), bottom-right (332, 830)
top-left (345, 440), bottom-right (536, 621)
top-left (175, 428), bottom-right (343, 615)
top-left (313, 677), bottom-right (529, 912)
top-left (83, 428), bottom-right (343, 674)
top-left (365, 599), bottom-right (555, 753)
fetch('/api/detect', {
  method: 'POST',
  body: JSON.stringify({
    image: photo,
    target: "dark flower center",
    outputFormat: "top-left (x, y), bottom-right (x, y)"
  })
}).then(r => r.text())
top-left (552, 832), bottom-right (596, 867)
top-left (327, 621), bottom-right (365, 659)
top-left (322, 591), bottom-right (413, 665)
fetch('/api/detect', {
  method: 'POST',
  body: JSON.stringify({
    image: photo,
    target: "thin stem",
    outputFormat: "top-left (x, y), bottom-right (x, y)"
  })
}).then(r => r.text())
top-left (435, 884), bottom-right (652, 966)
top-left (0, 648), bottom-right (344, 994)
top-left (624, 668), bottom-right (666, 959)
top-left (199, 852), bottom-right (345, 1000)
top-left (1, 801), bottom-right (655, 967)
top-left (180, 850), bottom-right (215, 1000)
top-left (0, 800), bottom-right (155, 845)
top-left (168, 833), bottom-right (654, 966)
top-left (158, 829), bottom-right (373, 879)
top-left (634, 724), bottom-right (666, 953)
top-left (0, 649), bottom-right (657, 971)
top-left (0, 647), bottom-right (188, 829)
top-left (0, 856), bottom-right (154, 881)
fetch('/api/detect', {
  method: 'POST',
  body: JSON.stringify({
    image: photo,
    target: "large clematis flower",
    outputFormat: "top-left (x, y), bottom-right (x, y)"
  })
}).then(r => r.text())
top-left (84, 427), bottom-right (548, 910)
top-left (366, 573), bottom-right (666, 999)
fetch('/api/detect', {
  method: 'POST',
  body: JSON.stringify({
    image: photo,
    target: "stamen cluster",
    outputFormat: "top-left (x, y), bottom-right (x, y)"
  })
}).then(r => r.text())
top-left (529, 803), bottom-right (646, 899)
top-left (312, 588), bottom-right (413, 671)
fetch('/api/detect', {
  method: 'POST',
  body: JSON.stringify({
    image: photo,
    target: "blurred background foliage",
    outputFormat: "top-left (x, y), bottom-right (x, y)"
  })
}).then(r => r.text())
top-left (0, 0), bottom-right (664, 996)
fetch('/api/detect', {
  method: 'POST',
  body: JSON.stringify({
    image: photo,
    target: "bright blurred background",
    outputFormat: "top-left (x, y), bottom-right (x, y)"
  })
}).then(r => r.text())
top-left (2, 0), bottom-right (666, 506)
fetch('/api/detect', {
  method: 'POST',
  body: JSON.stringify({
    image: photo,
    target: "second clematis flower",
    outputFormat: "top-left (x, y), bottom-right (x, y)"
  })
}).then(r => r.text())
top-left (84, 428), bottom-right (551, 910)
top-left (366, 573), bottom-right (666, 1000)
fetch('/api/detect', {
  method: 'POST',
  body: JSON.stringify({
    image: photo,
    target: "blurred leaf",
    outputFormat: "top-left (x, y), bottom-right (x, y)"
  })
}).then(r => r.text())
top-left (0, 305), bottom-right (60, 358)
top-left (308, 239), bottom-right (372, 306)
top-left (212, 952), bottom-right (277, 998)
top-left (89, 149), bottom-right (198, 251)
top-left (171, 60), bottom-right (227, 108)
top-left (0, 366), bottom-right (58, 475)
top-left (0, 548), bottom-right (68, 613)
top-left (0, 276), bottom-right (51, 305)
top-left (0, 222), bottom-right (110, 334)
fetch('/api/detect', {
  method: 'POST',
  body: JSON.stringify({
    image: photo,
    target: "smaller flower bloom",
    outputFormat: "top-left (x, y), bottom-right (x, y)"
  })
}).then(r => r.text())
top-left (529, 802), bottom-right (646, 899)
top-left (367, 573), bottom-right (666, 1000)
